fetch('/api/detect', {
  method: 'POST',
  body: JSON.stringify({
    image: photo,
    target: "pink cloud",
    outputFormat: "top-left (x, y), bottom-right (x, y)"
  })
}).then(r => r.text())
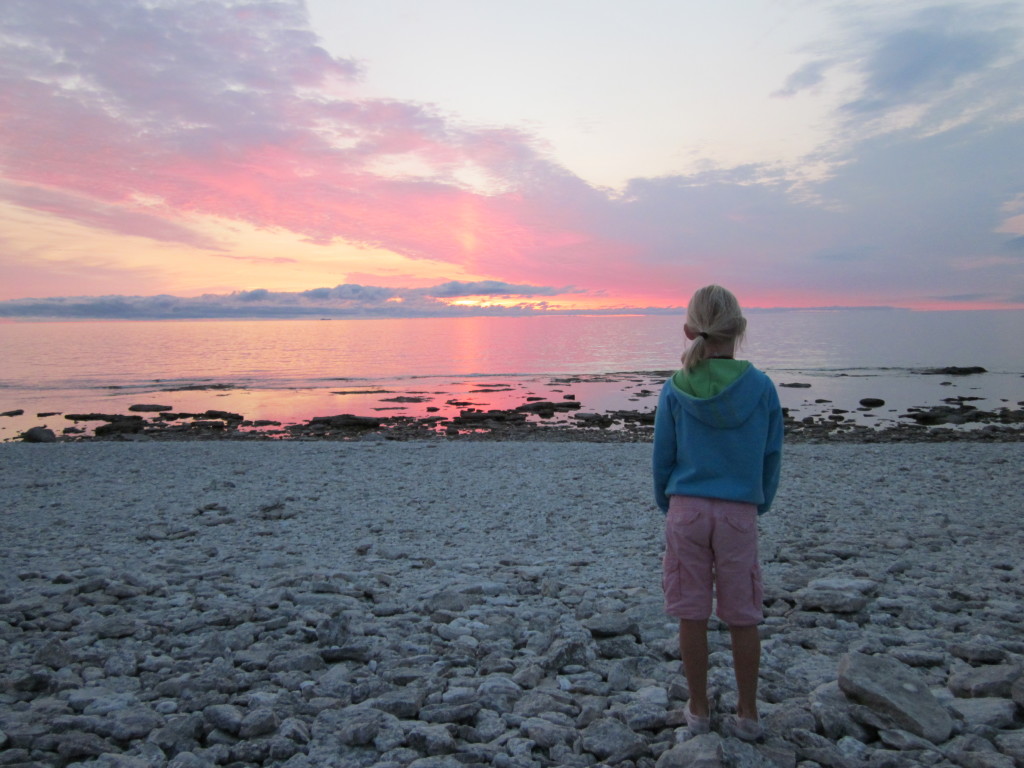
top-left (1, 0), bottom-right (628, 284)
top-left (0, 183), bottom-right (223, 249)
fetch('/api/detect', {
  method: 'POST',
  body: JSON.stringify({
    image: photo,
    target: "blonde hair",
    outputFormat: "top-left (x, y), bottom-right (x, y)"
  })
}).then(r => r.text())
top-left (681, 284), bottom-right (747, 370)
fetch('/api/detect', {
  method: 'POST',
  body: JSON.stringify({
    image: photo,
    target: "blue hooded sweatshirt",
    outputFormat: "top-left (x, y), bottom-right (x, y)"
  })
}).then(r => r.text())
top-left (652, 360), bottom-right (783, 515)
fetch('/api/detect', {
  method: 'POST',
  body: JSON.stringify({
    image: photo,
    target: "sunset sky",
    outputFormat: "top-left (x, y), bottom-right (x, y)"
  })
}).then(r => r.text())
top-left (2, 0), bottom-right (1023, 318)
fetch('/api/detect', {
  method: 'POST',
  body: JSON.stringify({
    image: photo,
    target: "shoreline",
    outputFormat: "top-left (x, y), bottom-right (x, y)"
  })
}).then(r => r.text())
top-left (3, 374), bottom-right (1022, 444)
top-left (4, 311), bottom-right (1022, 444)
top-left (2, 441), bottom-right (1022, 767)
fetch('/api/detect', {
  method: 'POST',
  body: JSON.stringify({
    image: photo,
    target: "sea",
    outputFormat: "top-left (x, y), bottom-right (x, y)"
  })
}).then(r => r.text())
top-left (1, 310), bottom-right (1022, 440)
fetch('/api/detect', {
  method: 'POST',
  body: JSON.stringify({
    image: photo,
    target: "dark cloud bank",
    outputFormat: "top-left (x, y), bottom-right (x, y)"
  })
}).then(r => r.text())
top-left (0, 285), bottom-right (909, 320)
top-left (0, 282), bottom-right (636, 320)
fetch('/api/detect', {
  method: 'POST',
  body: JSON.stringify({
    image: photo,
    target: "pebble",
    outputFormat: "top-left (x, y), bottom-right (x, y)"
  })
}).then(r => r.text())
top-left (0, 441), bottom-right (1021, 768)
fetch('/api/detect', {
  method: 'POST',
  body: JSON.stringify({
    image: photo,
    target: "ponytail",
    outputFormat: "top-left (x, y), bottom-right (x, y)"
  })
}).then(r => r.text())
top-left (681, 285), bottom-right (747, 370)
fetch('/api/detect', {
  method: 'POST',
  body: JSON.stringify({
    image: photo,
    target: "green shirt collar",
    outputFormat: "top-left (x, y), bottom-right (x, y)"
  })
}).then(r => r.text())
top-left (672, 359), bottom-right (751, 398)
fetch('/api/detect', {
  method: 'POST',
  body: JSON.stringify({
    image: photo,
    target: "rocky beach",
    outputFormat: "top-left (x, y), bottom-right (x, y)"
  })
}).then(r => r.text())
top-left (2, 440), bottom-right (1023, 768)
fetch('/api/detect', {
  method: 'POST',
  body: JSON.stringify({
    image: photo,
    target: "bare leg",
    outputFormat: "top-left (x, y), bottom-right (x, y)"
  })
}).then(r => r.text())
top-left (729, 624), bottom-right (760, 721)
top-left (679, 619), bottom-right (710, 717)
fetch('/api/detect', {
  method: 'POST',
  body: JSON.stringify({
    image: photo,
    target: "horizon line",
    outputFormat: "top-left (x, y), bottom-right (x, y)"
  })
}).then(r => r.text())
top-left (3, 305), bottom-right (1023, 322)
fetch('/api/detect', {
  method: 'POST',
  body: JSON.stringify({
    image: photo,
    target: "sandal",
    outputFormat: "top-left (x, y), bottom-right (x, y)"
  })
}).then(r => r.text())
top-left (728, 715), bottom-right (763, 742)
top-left (684, 703), bottom-right (711, 735)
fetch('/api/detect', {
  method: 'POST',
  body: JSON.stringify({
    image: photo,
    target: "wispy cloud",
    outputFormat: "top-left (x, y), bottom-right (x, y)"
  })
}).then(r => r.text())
top-left (0, 183), bottom-right (224, 249)
top-left (773, 59), bottom-right (834, 99)
top-left (841, 6), bottom-right (1015, 115)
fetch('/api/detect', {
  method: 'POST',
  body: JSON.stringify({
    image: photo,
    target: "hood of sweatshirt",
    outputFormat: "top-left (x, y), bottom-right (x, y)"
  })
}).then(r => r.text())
top-left (668, 360), bottom-right (768, 429)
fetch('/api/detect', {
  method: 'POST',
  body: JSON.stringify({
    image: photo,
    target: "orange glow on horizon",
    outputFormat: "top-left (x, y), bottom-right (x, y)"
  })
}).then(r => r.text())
top-left (436, 288), bottom-right (1024, 313)
top-left (3, 202), bottom-right (1021, 312)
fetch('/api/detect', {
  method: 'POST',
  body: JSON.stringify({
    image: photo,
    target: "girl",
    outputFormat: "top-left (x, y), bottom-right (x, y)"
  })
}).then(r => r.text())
top-left (652, 285), bottom-right (783, 741)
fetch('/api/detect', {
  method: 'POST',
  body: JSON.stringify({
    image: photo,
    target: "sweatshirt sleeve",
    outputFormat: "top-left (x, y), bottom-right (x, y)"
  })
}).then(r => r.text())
top-left (758, 384), bottom-right (784, 515)
top-left (652, 382), bottom-right (676, 513)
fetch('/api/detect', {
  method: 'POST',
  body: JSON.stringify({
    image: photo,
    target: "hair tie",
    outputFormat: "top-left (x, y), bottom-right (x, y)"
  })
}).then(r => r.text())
top-left (698, 331), bottom-right (709, 340)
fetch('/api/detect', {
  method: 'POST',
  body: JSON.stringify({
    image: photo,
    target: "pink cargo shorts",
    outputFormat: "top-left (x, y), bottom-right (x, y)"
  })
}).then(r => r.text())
top-left (662, 495), bottom-right (764, 626)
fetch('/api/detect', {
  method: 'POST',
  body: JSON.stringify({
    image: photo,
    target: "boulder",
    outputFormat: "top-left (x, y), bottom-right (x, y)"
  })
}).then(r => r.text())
top-left (308, 414), bottom-right (381, 429)
top-left (796, 578), bottom-right (876, 613)
top-left (948, 664), bottom-right (1022, 698)
top-left (1013, 675), bottom-right (1024, 708)
top-left (515, 400), bottom-right (582, 414)
top-left (837, 652), bottom-right (952, 744)
top-left (65, 412), bottom-right (136, 422)
top-left (201, 409), bottom-right (243, 421)
top-left (923, 366), bottom-right (987, 375)
top-left (995, 731), bottom-right (1024, 767)
top-left (204, 704), bottom-right (245, 735)
top-left (580, 717), bottom-right (647, 762)
top-left (947, 698), bottom-right (1017, 729)
top-left (583, 612), bottom-right (641, 639)
top-left (655, 733), bottom-right (722, 768)
top-left (21, 426), bottom-right (57, 443)
top-left (95, 417), bottom-right (145, 436)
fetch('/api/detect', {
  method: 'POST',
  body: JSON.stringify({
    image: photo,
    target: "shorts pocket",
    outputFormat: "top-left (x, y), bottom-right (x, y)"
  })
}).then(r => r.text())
top-left (724, 508), bottom-right (756, 533)
top-left (679, 507), bottom-right (702, 526)
top-left (750, 562), bottom-right (764, 613)
top-left (668, 497), bottom-right (703, 526)
top-left (662, 557), bottom-right (681, 613)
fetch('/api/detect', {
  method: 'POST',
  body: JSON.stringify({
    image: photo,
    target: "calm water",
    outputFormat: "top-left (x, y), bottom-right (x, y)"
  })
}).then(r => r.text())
top-left (1, 310), bottom-right (1021, 438)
